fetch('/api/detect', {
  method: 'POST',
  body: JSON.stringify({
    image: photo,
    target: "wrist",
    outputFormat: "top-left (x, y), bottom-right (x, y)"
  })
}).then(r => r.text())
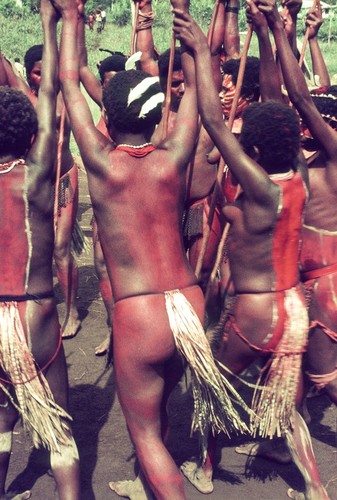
top-left (62, 8), bottom-right (78, 21)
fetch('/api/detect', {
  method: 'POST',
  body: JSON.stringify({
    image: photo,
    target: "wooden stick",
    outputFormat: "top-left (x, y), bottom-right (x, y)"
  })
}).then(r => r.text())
top-left (161, 33), bottom-right (176, 141)
top-left (194, 25), bottom-right (252, 278)
top-left (54, 106), bottom-right (66, 236)
top-left (130, 1), bottom-right (140, 56)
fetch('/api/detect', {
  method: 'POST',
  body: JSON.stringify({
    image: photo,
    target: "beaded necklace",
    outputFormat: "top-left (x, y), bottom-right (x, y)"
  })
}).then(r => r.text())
top-left (0, 158), bottom-right (25, 174)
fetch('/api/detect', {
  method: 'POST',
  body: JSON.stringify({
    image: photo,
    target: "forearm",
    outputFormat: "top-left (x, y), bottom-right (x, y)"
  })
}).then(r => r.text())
top-left (209, 0), bottom-right (225, 55)
top-left (41, 16), bottom-right (59, 97)
top-left (136, 1), bottom-right (158, 75)
top-left (195, 43), bottom-right (226, 143)
top-left (309, 36), bottom-right (330, 87)
top-left (59, 8), bottom-right (80, 96)
top-left (257, 27), bottom-right (282, 101)
top-left (77, 9), bottom-right (102, 105)
top-left (272, 22), bottom-right (309, 106)
top-left (224, 0), bottom-right (240, 59)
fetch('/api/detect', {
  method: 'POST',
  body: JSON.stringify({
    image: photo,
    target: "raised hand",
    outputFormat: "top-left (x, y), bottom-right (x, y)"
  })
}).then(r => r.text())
top-left (306, 3), bottom-right (324, 39)
top-left (172, 8), bottom-right (207, 52)
top-left (281, 0), bottom-right (302, 18)
top-left (246, 0), bottom-right (269, 33)
top-left (257, 0), bottom-right (283, 29)
top-left (40, 0), bottom-right (60, 23)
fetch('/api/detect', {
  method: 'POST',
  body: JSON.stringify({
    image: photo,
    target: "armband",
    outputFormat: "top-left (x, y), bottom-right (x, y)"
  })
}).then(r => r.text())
top-left (225, 6), bottom-right (239, 14)
top-left (137, 10), bottom-right (155, 31)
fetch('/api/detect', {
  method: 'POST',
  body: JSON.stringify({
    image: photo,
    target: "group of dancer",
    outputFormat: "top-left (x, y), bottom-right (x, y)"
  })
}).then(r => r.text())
top-left (0, 0), bottom-right (337, 498)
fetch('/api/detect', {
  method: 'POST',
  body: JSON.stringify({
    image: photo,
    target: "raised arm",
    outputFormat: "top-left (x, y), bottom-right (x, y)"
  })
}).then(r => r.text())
top-left (27, 0), bottom-right (59, 177)
top-left (281, 0), bottom-right (302, 55)
top-left (51, 0), bottom-right (109, 172)
top-left (262, 0), bottom-right (337, 160)
top-left (77, 0), bottom-right (103, 107)
top-left (172, 8), bottom-right (275, 203)
top-left (161, 0), bottom-right (198, 168)
top-left (208, 0), bottom-right (228, 92)
top-left (134, 0), bottom-right (159, 76)
top-left (246, 0), bottom-right (283, 102)
top-left (306, 3), bottom-right (330, 87)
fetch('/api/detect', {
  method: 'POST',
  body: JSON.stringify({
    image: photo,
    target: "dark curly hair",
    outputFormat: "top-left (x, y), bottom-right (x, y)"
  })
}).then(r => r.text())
top-left (24, 44), bottom-right (43, 76)
top-left (310, 85), bottom-right (337, 125)
top-left (98, 54), bottom-right (127, 82)
top-left (102, 69), bottom-right (163, 134)
top-left (240, 101), bottom-right (300, 173)
top-left (0, 87), bottom-right (38, 156)
top-left (158, 47), bottom-right (182, 92)
top-left (222, 56), bottom-right (260, 101)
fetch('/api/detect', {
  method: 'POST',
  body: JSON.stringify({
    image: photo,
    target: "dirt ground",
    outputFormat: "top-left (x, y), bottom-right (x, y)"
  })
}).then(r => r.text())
top-left (4, 165), bottom-right (337, 500)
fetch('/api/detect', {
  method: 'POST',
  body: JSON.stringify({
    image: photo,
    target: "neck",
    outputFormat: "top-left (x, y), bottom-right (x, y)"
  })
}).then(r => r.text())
top-left (114, 129), bottom-right (154, 147)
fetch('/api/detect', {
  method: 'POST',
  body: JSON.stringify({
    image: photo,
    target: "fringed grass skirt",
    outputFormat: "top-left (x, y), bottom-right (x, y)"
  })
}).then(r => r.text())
top-left (0, 302), bottom-right (72, 452)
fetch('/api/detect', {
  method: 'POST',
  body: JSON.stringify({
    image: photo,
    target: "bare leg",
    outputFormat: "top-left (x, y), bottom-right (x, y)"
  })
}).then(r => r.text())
top-left (0, 391), bottom-right (18, 498)
top-left (110, 293), bottom-right (205, 499)
top-left (54, 180), bottom-right (81, 339)
top-left (28, 301), bottom-right (80, 500)
top-left (92, 222), bottom-right (114, 355)
top-left (286, 411), bottom-right (329, 500)
top-left (44, 350), bottom-right (80, 500)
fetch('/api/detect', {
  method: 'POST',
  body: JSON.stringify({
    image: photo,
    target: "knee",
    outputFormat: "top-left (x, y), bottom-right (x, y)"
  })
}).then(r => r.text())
top-left (50, 436), bottom-right (79, 469)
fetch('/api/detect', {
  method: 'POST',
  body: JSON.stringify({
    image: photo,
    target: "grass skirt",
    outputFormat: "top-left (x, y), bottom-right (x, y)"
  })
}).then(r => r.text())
top-left (164, 289), bottom-right (251, 460)
top-left (0, 302), bottom-right (72, 452)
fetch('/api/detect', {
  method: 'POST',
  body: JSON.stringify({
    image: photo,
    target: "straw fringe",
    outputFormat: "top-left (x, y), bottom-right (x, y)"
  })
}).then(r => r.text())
top-left (71, 219), bottom-right (91, 256)
top-left (0, 302), bottom-right (72, 452)
top-left (250, 289), bottom-right (308, 439)
top-left (164, 290), bottom-right (252, 457)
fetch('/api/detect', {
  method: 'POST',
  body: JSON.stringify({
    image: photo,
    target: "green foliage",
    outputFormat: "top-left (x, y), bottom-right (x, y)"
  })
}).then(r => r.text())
top-left (0, 0), bottom-right (19, 16)
top-left (111, 0), bottom-right (130, 26)
top-left (1, 1), bottom-right (337, 76)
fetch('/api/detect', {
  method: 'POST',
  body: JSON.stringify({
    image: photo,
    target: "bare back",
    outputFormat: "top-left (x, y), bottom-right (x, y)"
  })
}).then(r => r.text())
top-left (86, 148), bottom-right (198, 301)
top-left (0, 160), bottom-right (55, 296)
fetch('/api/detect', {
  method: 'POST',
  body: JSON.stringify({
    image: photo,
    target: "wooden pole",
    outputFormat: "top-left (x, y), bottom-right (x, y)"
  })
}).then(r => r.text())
top-left (130, 1), bottom-right (139, 55)
top-left (161, 33), bottom-right (176, 141)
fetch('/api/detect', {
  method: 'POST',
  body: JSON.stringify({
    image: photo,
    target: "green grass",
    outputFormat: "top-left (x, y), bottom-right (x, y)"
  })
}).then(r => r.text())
top-left (2, 10), bottom-right (337, 78)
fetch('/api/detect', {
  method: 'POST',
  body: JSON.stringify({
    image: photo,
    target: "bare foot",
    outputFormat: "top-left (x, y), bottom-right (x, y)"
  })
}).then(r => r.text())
top-left (3, 491), bottom-right (31, 500)
top-left (108, 476), bottom-right (151, 499)
top-left (235, 440), bottom-right (292, 464)
top-left (95, 334), bottom-right (110, 356)
top-left (287, 489), bottom-right (305, 500)
top-left (62, 316), bottom-right (81, 339)
top-left (180, 461), bottom-right (214, 494)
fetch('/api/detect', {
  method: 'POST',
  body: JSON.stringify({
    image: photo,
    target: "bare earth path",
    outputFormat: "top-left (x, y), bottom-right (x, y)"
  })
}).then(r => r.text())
top-left (4, 164), bottom-right (337, 500)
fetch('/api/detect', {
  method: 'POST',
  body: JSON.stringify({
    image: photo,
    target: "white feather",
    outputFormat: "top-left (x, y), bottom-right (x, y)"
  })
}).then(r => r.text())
top-left (125, 51), bottom-right (142, 71)
top-left (138, 93), bottom-right (165, 118)
top-left (127, 76), bottom-right (160, 106)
